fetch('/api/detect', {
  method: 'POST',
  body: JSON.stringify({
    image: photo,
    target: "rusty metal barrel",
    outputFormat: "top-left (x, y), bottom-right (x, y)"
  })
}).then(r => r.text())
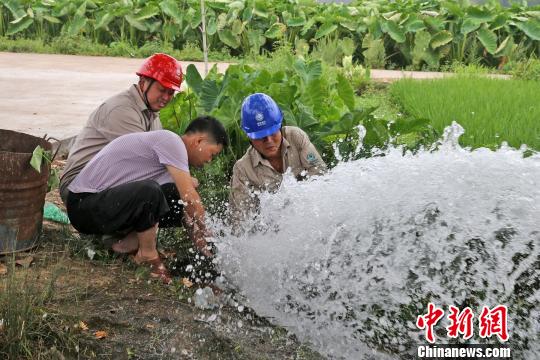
top-left (0, 129), bottom-right (51, 254)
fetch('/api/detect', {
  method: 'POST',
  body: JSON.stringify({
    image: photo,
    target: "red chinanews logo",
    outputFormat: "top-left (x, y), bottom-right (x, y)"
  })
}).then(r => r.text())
top-left (416, 303), bottom-right (509, 343)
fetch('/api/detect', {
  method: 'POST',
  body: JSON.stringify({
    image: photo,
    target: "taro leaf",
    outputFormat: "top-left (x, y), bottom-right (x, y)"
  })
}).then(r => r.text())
top-left (200, 80), bottom-right (220, 112)
top-left (336, 73), bottom-right (355, 112)
top-left (253, 0), bottom-right (269, 18)
top-left (229, 0), bottom-right (244, 11)
top-left (405, 19), bottom-right (426, 33)
top-left (281, 107), bottom-right (297, 127)
top-left (231, 19), bottom-right (244, 35)
top-left (265, 23), bottom-right (285, 39)
top-left (295, 38), bottom-right (309, 56)
top-left (430, 30), bottom-right (453, 49)
top-left (43, 15), bottom-right (61, 24)
top-left (423, 48), bottom-right (441, 69)
top-left (6, 17), bottom-right (33, 35)
top-left (467, 7), bottom-right (495, 23)
top-left (303, 78), bottom-right (324, 109)
top-left (339, 21), bottom-right (357, 31)
top-left (125, 15), bottom-right (147, 31)
top-left (296, 103), bottom-right (319, 129)
top-left (362, 35), bottom-right (386, 68)
top-left (189, 9), bottom-right (202, 29)
top-left (30, 145), bottom-right (44, 173)
top-left (340, 37), bottom-right (355, 56)
top-left (315, 23), bottom-right (338, 39)
top-left (293, 59), bottom-right (322, 85)
top-left (514, 20), bottom-right (540, 41)
top-left (461, 18), bottom-right (481, 34)
top-left (494, 35), bottom-right (513, 57)
top-left (75, 1), bottom-right (87, 17)
top-left (67, 15), bottom-right (87, 36)
top-left (94, 12), bottom-right (113, 29)
top-left (287, 16), bottom-right (306, 27)
top-left (490, 14), bottom-right (507, 30)
top-left (218, 29), bottom-right (240, 48)
top-left (442, 1), bottom-right (463, 17)
top-left (185, 64), bottom-right (203, 96)
top-left (384, 20), bottom-right (406, 43)
top-left (247, 28), bottom-right (265, 52)
top-left (389, 117), bottom-right (431, 135)
top-left (424, 17), bottom-right (445, 32)
top-left (412, 30), bottom-right (431, 67)
top-left (159, 0), bottom-right (183, 23)
top-left (242, 7), bottom-right (253, 22)
top-left (136, 4), bottom-right (159, 20)
top-left (301, 17), bottom-right (316, 36)
top-left (217, 13), bottom-right (227, 31)
top-left (267, 82), bottom-right (297, 108)
top-left (206, 16), bottom-right (217, 36)
top-left (2, 0), bottom-right (26, 20)
top-left (477, 26), bottom-right (498, 54)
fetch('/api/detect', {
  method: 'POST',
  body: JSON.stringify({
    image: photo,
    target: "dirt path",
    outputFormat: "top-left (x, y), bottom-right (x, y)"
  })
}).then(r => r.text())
top-left (0, 52), bottom-right (229, 141)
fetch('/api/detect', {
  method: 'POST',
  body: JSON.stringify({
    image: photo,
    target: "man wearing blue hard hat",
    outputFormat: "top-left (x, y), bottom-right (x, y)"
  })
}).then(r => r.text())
top-left (229, 93), bottom-right (327, 218)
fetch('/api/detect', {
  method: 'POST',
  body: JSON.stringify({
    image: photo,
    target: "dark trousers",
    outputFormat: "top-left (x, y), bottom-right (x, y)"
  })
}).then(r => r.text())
top-left (66, 180), bottom-right (183, 235)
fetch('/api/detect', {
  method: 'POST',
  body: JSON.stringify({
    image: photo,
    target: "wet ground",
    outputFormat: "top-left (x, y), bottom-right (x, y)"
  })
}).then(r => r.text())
top-left (0, 179), bottom-right (322, 359)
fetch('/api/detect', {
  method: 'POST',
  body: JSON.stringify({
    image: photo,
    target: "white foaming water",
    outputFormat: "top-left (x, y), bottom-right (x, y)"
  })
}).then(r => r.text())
top-left (214, 124), bottom-right (540, 359)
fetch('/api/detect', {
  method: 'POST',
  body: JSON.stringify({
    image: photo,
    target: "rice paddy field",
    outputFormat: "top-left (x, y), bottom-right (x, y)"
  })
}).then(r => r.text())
top-left (390, 76), bottom-right (540, 151)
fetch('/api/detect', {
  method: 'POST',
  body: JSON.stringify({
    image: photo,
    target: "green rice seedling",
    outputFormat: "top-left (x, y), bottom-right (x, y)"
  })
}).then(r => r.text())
top-left (390, 76), bottom-right (540, 150)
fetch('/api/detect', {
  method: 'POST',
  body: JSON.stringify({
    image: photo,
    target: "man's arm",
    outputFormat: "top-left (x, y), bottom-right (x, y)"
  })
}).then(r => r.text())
top-left (166, 165), bottom-right (212, 257)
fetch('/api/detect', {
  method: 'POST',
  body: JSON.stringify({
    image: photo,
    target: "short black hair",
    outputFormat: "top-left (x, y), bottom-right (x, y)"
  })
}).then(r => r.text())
top-left (185, 116), bottom-right (228, 147)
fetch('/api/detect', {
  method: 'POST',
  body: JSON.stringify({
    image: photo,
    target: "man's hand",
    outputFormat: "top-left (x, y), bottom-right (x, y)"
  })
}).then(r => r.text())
top-left (191, 176), bottom-right (199, 188)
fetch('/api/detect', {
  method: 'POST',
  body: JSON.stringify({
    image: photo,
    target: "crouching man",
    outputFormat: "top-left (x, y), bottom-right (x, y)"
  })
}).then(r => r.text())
top-left (66, 116), bottom-right (228, 284)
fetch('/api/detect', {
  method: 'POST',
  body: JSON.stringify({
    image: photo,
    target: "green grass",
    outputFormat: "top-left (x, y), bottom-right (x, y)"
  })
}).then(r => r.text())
top-left (390, 76), bottom-right (540, 150)
top-left (0, 36), bottom-right (237, 62)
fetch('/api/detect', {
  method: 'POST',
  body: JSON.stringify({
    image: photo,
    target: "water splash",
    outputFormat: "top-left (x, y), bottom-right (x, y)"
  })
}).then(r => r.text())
top-left (213, 124), bottom-right (540, 359)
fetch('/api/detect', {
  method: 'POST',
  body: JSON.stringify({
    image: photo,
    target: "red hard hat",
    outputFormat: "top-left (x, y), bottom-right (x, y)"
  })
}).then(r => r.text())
top-left (136, 53), bottom-right (183, 91)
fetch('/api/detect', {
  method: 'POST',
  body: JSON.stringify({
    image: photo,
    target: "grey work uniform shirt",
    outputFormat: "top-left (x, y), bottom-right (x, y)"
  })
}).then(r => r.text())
top-left (229, 126), bottom-right (327, 219)
top-left (59, 85), bottom-right (161, 203)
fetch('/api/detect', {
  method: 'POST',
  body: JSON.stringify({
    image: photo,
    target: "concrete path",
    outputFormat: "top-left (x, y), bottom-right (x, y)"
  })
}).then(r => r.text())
top-left (0, 51), bottom-right (506, 144)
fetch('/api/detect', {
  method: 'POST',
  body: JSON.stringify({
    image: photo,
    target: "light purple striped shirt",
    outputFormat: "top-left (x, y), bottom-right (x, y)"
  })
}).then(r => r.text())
top-left (68, 130), bottom-right (189, 194)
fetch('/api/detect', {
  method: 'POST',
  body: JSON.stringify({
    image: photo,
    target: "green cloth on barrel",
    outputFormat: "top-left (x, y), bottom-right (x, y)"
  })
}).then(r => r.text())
top-left (43, 202), bottom-right (70, 224)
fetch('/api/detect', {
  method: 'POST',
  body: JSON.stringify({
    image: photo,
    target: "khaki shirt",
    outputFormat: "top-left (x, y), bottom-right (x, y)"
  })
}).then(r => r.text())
top-left (229, 126), bottom-right (326, 218)
top-left (59, 85), bottom-right (161, 203)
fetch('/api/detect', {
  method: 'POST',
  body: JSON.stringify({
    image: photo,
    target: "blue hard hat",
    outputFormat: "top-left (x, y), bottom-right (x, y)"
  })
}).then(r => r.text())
top-left (241, 93), bottom-right (283, 139)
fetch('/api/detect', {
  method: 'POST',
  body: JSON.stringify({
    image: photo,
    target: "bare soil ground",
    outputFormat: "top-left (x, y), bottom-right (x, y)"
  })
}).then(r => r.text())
top-left (0, 163), bottom-right (321, 360)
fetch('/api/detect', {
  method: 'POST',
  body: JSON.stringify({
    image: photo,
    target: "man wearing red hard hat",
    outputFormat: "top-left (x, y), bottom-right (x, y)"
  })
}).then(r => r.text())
top-left (60, 53), bottom-right (182, 205)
